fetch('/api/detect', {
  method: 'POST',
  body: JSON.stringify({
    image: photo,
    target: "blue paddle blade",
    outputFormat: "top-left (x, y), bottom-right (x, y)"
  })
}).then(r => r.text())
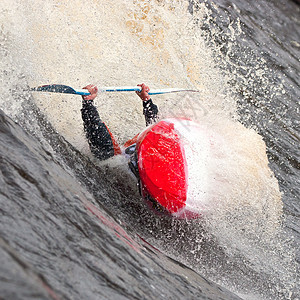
top-left (31, 84), bottom-right (90, 95)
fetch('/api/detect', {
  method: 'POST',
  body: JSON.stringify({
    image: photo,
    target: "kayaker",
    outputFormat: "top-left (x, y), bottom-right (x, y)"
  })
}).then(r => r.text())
top-left (81, 83), bottom-right (203, 219)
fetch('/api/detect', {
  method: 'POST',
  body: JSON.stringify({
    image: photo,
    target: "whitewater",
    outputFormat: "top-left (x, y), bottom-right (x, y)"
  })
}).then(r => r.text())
top-left (0, 0), bottom-right (299, 299)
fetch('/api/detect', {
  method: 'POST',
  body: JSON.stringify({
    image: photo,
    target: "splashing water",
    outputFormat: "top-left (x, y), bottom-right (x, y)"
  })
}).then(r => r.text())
top-left (0, 0), bottom-right (298, 299)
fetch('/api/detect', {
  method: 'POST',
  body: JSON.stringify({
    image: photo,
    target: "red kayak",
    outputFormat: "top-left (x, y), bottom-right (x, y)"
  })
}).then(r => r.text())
top-left (136, 118), bottom-right (215, 219)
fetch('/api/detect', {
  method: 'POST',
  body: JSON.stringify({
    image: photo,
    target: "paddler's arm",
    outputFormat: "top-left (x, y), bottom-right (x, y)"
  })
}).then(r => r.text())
top-left (136, 83), bottom-right (158, 126)
top-left (81, 85), bottom-right (115, 160)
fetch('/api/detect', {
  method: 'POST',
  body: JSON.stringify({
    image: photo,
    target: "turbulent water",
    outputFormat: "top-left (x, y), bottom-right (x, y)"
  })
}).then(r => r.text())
top-left (0, 0), bottom-right (299, 299)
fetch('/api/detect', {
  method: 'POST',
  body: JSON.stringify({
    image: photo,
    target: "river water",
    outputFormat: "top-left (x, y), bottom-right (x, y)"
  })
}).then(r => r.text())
top-left (0, 0), bottom-right (299, 299)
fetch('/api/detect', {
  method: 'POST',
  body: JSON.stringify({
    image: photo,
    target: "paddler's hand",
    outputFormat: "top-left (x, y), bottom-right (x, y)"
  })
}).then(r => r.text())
top-left (136, 83), bottom-right (151, 101)
top-left (82, 84), bottom-right (98, 101)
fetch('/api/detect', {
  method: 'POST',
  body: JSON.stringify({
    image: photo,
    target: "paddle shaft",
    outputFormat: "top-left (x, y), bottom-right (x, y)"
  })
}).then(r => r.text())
top-left (76, 86), bottom-right (143, 96)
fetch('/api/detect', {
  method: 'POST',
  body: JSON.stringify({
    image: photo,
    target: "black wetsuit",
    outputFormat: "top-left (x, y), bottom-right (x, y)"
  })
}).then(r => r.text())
top-left (81, 98), bottom-right (170, 214)
top-left (81, 99), bottom-right (158, 161)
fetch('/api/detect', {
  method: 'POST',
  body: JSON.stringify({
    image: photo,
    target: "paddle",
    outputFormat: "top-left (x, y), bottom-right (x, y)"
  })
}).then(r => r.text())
top-left (31, 84), bottom-right (199, 96)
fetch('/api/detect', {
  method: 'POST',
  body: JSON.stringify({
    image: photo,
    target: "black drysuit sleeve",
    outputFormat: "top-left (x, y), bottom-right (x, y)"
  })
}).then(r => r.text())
top-left (142, 99), bottom-right (159, 126)
top-left (81, 99), bottom-right (159, 160)
top-left (81, 101), bottom-right (115, 160)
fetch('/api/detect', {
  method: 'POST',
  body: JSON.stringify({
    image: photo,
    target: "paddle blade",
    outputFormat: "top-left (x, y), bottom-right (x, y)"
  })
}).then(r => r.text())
top-left (148, 88), bottom-right (199, 95)
top-left (31, 84), bottom-right (90, 95)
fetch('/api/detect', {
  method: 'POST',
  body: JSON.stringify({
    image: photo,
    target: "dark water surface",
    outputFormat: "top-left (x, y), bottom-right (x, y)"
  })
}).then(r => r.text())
top-left (1, 0), bottom-right (299, 299)
top-left (0, 107), bottom-right (242, 300)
